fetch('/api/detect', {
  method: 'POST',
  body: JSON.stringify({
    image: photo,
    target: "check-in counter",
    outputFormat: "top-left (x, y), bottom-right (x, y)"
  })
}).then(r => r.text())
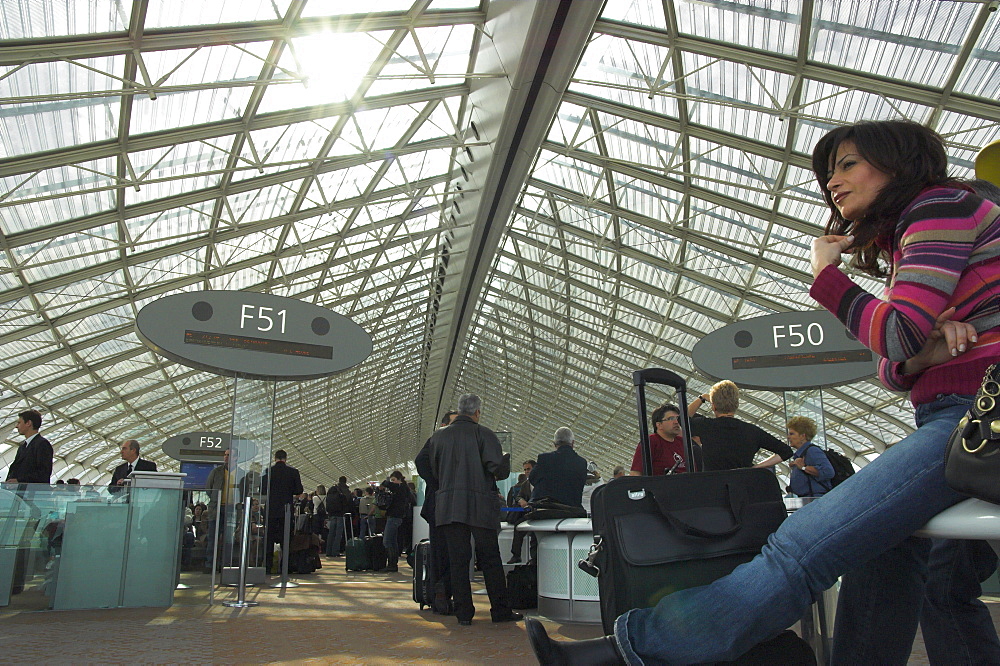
top-left (2, 473), bottom-right (187, 610)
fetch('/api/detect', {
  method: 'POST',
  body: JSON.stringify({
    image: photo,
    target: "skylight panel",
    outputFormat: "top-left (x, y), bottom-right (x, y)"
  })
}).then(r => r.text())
top-left (129, 253), bottom-right (202, 289)
top-left (145, 0), bottom-right (290, 28)
top-left (15, 227), bottom-right (118, 283)
top-left (0, 0), bottom-right (127, 38)
top-left (674, 0), bottom-right (800, 56)
top-left (794, 81), bottom-right (932, 152)
top-left (572, 34), bottom-right (681, 119)
top-left (2, 331), bottom-right (59, 368)
top-left (124, 143), bottom-right (228, 205)
top-left (0, 57), bottom-right (123, 157)
top-left (955, 14), bottom-right (1000, 98)
top-left (811, 0), bottom-right (973, 87)
top-left (130, 88), bottom-right (253, 136)
top-left (34, 269), bottom-right (126, 313)
top-left (686, 138), bottom-right (781, 209)
top-left (685, 241), bottom-right (755, 289)
top-left (613, 177), bottom-right (683, 225)
top-left (934, 110), bottom-right (1000, 176)
top-left (680, 53), bottom-right (792, 146)
top-left (308, 164), bottom-right (381, 204)
top-left (267, 31), bottom-right (386, 111)
top-left (0, 296), bottom-right (50, 337)
top-left (210, 265), bottom-right (269, 292)
top-left (0, 185), bottom-right (116, 236)
top-left (223, 182), bottom-right (298, 227)
top-left (123, 202), bottom-right (216, 253)
top-left (366, 24), bottom-right (477, 97)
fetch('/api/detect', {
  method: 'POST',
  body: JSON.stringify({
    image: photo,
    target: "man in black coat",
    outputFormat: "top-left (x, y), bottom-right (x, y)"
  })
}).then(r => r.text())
top-left (5, 409), bottom-right (53, 485)
top-left (261, 449), bottom-right (303, 574)
top-left (529, 427), bottom-right (587, 508)
top-left (428, 393), bottom-right (520, 627)
top-left (109, 439), bottom-right (158, 489)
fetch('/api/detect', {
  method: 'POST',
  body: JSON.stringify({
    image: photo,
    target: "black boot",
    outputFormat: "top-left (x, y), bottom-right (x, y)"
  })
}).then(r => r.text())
top-left (526, 617), bottom-right (625, 665)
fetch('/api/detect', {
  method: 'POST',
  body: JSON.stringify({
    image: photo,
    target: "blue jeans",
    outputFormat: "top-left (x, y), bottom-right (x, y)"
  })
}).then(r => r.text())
top-left (614, 394), bottom-right (973, 665)
top-left (919, 538), bottom-right (1000, 665)
top-left (326, 515), bottom-right (346, 556)
top-left (383, 516), bottom-right (403, 560)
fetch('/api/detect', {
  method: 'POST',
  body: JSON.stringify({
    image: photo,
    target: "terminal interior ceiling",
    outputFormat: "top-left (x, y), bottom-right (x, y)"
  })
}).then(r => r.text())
top-left (1, 0), bottom-right (999, 488)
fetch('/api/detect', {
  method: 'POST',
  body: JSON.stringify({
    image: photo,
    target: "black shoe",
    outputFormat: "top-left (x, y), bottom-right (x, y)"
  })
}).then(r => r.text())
top-left (376, 565), bottom-right (398, 573)
top-left (507, 555), bottom-right (522, 564)
top-left (525, 617), bottom-right (625, 665)
top-left (492, 611), bottom-right (524, 623)
top-left (458, 619), bottom-right (472, 626)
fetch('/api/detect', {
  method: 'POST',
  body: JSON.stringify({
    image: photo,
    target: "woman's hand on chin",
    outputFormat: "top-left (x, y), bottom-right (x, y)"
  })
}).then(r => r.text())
top-left (810, 235), bottom-right (854, 278)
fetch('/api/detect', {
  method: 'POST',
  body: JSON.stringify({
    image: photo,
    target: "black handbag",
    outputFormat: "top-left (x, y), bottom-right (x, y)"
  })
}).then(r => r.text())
top-left (944, 363), bottom-right (1000, 505)
top-left (523, 497), bottom-right (588, 521)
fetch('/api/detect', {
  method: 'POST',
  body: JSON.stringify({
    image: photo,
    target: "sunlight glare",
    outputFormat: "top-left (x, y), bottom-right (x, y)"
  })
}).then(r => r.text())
top-left (292, 32), bottom-right (374, 103)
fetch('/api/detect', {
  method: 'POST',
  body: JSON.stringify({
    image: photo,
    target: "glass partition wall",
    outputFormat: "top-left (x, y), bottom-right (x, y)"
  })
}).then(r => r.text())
top-left (1, 483), bottom-right (213, 610)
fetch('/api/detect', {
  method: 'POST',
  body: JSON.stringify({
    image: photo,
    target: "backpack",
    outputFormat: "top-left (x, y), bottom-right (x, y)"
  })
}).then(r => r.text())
top-left (805, 443), bottom-right (855, 490)
top-left (325, 489), bottom-right (350, 515)
top-left (374, 484), bottom-right (393, 510)
top-left (822, 448), bottom-right (856, 488)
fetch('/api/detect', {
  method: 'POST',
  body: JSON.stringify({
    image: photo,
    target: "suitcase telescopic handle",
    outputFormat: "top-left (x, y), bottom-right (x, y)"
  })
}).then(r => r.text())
top-left (633, 367), bottom-right (686, 390)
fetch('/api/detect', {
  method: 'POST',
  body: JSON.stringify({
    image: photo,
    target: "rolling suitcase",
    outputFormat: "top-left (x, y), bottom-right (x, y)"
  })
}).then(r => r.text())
top-left (412, 538), bottom-right (432, 608)
top-left (586, 368), bottom-right (787, 634)
top-left (365, 535), bottom-right (388, 571)
top-left (345, 536), bottom-right (367, 571)
top-left (344, 516), bottom-right (369, 571)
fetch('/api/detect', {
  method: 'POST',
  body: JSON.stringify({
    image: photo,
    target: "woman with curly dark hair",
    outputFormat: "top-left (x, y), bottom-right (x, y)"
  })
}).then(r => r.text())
top-left (526, 120), bottom-right (1000, 665)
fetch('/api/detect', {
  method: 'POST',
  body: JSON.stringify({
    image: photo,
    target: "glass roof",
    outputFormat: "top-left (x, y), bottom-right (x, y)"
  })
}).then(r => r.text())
top-left (1, 0), bottom-right (999, 488)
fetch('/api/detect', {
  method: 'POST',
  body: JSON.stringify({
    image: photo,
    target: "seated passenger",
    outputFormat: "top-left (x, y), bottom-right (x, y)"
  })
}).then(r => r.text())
top-left (529, 427), bottom-right (587, 508)
top-left (525, 118), bottom-right (1000, 665)
top-left (786, 416), bottom-right (834, 498)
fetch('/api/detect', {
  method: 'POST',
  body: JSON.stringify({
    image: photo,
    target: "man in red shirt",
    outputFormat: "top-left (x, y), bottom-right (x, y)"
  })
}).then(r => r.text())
top-left (630, 403), bottom-right (698, 475)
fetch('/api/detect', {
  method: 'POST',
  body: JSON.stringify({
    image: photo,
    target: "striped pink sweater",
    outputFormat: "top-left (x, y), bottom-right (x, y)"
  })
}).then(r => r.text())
top-left (810, 186), bottom-right (1000, 406)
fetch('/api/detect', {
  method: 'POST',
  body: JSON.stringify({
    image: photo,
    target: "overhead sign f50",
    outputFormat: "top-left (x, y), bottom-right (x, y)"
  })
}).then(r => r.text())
top-left (691, 310), bottom-right (877, 390)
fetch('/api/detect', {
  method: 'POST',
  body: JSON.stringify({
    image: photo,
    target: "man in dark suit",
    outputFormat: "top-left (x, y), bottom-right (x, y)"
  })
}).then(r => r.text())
top-left (4, 409), bottom-right (53, 485)
top-left (261, 449), bottom-right (303, 574)
top-left (529, 427), bottom-right (588, 508)
top-left (109, 439), bottom-right (157, 488)
top-left (4, 409), bottom-right (53, 595)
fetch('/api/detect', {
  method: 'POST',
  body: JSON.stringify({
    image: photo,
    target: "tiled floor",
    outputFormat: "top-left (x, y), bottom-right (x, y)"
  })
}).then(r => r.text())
top-left (1, 557), bottom-right (996, 664)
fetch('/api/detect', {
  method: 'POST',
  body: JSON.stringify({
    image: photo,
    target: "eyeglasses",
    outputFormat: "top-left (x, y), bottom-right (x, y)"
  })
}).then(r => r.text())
top-left (658, 416), bottom-right (680, 423)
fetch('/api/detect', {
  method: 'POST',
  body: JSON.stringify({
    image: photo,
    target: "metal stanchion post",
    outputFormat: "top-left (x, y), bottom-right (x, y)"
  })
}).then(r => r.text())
top-left (224, 499), bottom-right (258, 607)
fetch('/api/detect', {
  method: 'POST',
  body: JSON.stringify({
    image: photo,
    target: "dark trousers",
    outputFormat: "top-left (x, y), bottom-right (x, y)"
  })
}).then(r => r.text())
top-left (440, 522), bottom-right (510, 622)
top-left (265, 506), bottom-right (291, 574)
top-left (833, 536), bottom-right (931, 664)
top-left (920, 538), bottom-right (1000, 665)
top-left (428, 521), bottom-right (452, 609)
top-left (510, 529), bottom-right (537, 562)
